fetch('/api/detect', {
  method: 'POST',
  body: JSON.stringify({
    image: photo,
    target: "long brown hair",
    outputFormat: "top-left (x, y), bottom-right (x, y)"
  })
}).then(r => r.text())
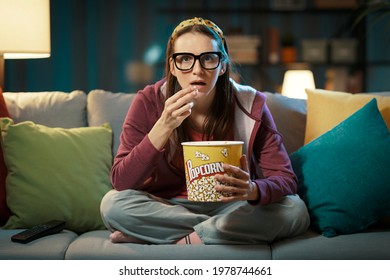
top-left (165, 23), bottom-right (234, 146)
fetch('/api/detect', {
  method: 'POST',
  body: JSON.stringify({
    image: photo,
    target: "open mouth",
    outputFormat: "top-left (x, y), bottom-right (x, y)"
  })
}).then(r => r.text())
top-left (190, 81), bottom-right (206, 86)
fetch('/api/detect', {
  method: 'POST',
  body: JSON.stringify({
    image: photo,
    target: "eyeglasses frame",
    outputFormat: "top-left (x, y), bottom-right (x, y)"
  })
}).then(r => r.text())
top-left (171, 51), bottom-right (223, 71)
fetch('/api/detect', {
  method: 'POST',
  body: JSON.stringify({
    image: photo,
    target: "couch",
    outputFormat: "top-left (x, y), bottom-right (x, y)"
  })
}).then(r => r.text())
top-left (0, 87), bottom-right (389, 260)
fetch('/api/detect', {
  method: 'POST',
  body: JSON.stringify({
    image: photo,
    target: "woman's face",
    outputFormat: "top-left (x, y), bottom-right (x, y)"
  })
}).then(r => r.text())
top-left (170, 32), bottom-right (226, 106)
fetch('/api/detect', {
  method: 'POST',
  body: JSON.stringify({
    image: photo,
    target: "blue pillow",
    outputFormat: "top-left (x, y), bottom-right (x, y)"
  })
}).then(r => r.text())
top-left (290, 99), bottom-right (390, 237)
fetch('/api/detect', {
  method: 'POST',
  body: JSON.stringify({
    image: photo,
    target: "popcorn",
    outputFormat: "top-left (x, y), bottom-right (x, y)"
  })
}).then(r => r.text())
top-left (187, 175), bottom-right (232, 201)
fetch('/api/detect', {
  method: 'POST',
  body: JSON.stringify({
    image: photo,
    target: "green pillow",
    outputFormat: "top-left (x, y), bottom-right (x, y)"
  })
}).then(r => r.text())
top-left (290, 99), bottom-right (390, 237)
top-left (1, 118), bottom-right (113, 233)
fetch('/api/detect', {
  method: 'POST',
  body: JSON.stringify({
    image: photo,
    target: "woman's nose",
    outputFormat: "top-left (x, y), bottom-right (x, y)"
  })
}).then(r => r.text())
top-left (192, 59), bottom-right (203, 73)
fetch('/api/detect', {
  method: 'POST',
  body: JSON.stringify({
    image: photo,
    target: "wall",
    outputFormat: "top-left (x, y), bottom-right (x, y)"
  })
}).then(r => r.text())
top-left (3, 0), bottom-right (390, 93)
top-left (366, 12), bottom-right (390, 92)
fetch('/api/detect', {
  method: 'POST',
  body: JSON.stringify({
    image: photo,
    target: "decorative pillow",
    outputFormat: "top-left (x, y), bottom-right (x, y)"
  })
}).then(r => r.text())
top-left (291, 99), bottom-right (390, 237)
top-left (3, 90), bottom-right (87, 128)
top-left (87, 90), bottom-right (135, 155)
top-left (0, 87), bottom-right (11, 226)
top-left (264, 92), bottom-right (307, 154)
top-left (1, 118), bottom-right (113, 233)
top-left (304, 89), bottom-right (390, 144)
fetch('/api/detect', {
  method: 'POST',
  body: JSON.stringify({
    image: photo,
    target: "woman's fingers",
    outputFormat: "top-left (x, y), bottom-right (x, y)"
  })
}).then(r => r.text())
top-left (214, 155), bottom-right (256, 201)
top-left (161, 86), bottom-right (198, 127)
top-left (166, 86), bottom-right (197, 109)
top-left (172, 101), bottom-right (194, 118)
top-left (222, 161), bottom-right (249, 181)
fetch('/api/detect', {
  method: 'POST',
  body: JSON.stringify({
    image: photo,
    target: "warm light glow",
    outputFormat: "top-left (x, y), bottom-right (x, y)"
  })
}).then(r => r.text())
top-left (0, 0), bottom-right (51, 59)
top-left (281, 70), bottom-right (315, 99)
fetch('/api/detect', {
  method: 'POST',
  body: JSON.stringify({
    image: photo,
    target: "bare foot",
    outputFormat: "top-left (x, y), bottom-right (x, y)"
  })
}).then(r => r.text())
top-left (110, 231), bottom-right (145, 244)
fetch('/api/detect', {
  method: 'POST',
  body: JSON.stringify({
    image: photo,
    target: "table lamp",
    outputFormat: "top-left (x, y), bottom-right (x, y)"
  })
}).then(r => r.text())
top-left (0, 0), bottom-right (51, 90)
top-left (281, 70), bottom-right (315, 100)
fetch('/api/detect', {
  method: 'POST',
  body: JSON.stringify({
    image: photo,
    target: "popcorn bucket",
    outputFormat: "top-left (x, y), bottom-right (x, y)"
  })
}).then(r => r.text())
top-left (181, 141), bottom-right (243, 202)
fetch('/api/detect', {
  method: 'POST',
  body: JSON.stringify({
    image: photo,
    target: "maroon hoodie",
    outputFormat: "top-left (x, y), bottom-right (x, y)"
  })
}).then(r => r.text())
top-left (111, 79), bottom-right (297, 206)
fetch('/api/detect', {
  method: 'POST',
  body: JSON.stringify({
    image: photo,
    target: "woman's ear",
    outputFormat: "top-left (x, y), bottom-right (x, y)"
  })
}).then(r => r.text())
top-left (169, 58), bottom-right (177, 77)
top-left (219, 63), bottom-right (227, 76)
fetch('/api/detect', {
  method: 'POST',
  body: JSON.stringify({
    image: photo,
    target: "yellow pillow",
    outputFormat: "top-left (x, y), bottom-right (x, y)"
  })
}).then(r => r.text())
top-left (304, 89), bottom-right (390, 144)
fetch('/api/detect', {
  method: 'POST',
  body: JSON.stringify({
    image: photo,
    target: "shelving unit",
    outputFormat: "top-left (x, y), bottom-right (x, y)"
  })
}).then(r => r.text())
top-left (158, 1), bottom-right (372, 93)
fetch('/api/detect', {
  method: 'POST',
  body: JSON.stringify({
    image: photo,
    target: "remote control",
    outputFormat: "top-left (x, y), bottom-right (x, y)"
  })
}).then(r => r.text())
top-left (11, 220), bottom-right (66, 244)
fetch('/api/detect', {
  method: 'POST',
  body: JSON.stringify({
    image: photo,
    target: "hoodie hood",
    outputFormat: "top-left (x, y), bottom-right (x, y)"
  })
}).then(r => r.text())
top-left (230, 79), bottom-right (266, 159)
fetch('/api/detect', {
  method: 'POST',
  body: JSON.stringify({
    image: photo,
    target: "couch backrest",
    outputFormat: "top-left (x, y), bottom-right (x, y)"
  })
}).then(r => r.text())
top-left (3, 90), bottom-right (136, 157)
top-left (3, 91), bottom-right (87, 128)
top-left (264, 92), bottom-right (307, 154)
top-left (3, 90), bottom-right (307, 156)
top-left (87, 90), bottom-right (135, 155)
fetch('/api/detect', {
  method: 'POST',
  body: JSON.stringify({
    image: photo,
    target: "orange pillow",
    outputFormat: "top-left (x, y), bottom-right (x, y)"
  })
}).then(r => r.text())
top-left (0, 87), bottom-right (11, 226)
top-left (304, 89), bottom-right (390, 144)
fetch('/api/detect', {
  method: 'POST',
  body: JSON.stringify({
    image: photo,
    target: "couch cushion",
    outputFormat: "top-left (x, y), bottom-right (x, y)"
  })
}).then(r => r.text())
top-left (304, 88), bottom-right (390, 144)
top-left (290, 99), bottom-right (390, 237)
top-left (272, 228), bottom-right (390, 260)
top-left (264, 92), bottom-right (306, 154)
top-left (0, 88), bottom-right (11, 226)
top-left (0, 228), bottom-right (78, 260)
top-left (3, 90), bottom-right (87, 128)
top-left (65, 230), bottom-right (272, 260)
top-left (87, 90), bottom-right (135, 155)
top-left (1, 118), bottom-right (113, 233)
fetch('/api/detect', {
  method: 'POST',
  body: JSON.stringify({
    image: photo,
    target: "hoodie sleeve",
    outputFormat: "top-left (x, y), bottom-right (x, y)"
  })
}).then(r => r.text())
top-left (110, 86), bottom-right (165, 191)
top-left (251, 103), bottom-right (298, 206)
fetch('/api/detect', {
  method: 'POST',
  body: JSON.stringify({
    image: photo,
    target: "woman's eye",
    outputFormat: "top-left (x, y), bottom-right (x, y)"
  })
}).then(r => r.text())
top-left (176, 55), bottom-right (193, 63)
top-left (203, 54), bottom-right (218, 63)
top-left (203, 55), bottom-right (212, 61)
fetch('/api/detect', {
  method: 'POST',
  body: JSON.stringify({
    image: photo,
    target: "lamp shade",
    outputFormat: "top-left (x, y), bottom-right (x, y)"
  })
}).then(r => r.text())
top-left (281, 70), bottom-right (315, 99)
top-left (0, 0), bottom-right (51, 59)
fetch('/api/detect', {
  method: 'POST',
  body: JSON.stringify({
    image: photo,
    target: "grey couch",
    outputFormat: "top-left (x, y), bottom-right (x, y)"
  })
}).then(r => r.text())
top-left (0, 89), bottom-right (389, 260)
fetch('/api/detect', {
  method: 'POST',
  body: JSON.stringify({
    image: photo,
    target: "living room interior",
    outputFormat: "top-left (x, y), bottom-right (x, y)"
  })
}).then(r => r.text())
top-left (2, 0), bottom-right (390, 95)
top-left (1, 0), bottom-right (390, 265)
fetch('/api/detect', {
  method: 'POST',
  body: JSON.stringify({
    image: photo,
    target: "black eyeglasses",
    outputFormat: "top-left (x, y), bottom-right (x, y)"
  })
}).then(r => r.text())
top-left (172, 52), bottom-right (223, 71)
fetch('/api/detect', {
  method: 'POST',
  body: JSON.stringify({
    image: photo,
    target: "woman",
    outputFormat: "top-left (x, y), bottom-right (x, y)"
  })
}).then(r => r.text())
top-left (101, 17), bottom-right (309, 245)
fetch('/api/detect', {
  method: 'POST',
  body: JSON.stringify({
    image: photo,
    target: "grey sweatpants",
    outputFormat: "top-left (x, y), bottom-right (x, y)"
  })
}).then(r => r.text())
top-left (100, 189), bottom-right (310, 245)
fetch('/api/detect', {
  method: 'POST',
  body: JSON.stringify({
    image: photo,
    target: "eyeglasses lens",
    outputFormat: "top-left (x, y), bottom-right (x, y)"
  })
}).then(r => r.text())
top-left (174, 53), bottom-right (220, 70)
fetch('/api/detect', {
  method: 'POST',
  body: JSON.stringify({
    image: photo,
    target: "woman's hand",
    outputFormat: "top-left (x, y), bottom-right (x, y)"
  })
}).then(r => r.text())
top-left (160, 86), bottom-right (198, 130)
top-left (214, 154), bottom-right (259, 202)
top-left (148, 86), bottom-right (198, 150)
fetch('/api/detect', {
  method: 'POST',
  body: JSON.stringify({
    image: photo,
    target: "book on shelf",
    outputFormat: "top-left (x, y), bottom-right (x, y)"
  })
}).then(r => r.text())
top-left (229, 49), bottom-right (259, 65)
top-left (226, 35), bottom-right (261, 64)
